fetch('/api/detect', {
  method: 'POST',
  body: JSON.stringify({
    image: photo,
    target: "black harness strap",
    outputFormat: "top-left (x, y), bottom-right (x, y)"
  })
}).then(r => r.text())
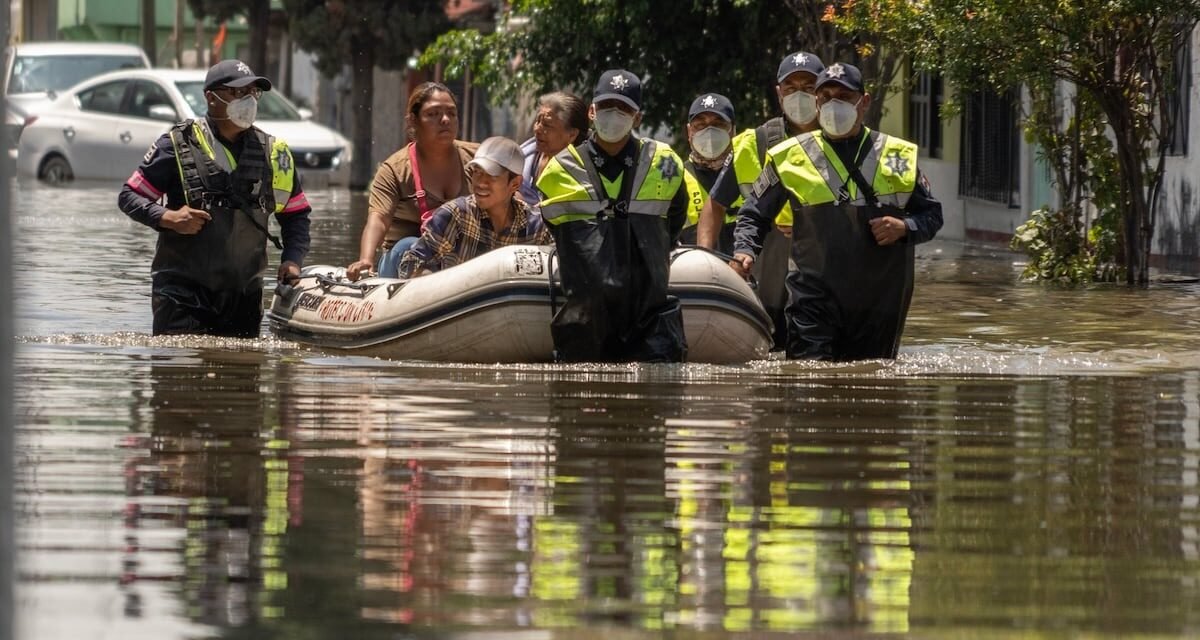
top-left (172, 121), bottom-right (282, 249)
top-left (755, 117), bottom-right (788, 166)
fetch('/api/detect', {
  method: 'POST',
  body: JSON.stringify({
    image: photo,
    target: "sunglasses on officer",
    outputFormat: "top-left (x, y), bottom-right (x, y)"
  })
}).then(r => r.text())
top-left (209, 85), bottom-right (263, 100)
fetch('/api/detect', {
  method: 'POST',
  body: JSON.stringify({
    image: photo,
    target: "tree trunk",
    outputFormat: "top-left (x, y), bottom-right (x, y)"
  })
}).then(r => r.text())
top-left (1108, 104), bottom-right (1149, 285)
top-left (350, 44), bottom-right (375, 191)
top-left (141, 0), bottom-right (157, 66)
top-left (247, 0), bottom-right (270, 77)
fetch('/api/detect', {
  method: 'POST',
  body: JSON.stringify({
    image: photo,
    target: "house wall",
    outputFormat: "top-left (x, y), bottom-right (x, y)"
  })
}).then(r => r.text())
top-left (1155, 26), bottom-right (1200, 274)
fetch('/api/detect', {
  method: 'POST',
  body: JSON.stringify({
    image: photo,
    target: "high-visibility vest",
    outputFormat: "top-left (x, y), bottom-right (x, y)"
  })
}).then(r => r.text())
top-left (170, 118), bottom-right (297, 215)
top-left (771, 128), bottom-right (919, 226)
top-left (537, 138), bottom-right (683, 225)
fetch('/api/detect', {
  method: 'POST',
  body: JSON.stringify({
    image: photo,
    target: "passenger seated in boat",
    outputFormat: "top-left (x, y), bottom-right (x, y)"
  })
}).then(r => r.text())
top-left (519, 91), bottom-right (588, 209)
top-left (347, 82), bottom-right (478, 281)
top-left (397, 136), bottom-right (553, 279)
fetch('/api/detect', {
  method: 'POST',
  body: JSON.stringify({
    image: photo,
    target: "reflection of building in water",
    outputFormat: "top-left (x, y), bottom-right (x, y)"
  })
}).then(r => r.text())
top-left (910, 374), bottom-right (1198, 634)
top-left (122, 351), bottom-right (293, 627)
top-left (352, 389), bottom-right (556, 626)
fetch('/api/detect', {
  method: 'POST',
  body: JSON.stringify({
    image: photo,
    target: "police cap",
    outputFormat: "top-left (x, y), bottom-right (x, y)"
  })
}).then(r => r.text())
top-left (815, 62), bottom-right (865, 94)
top-left (205, 59), bottom-right (273, 92)
top-left (776, 51), bottom-right (825, 84)
top-left (688, 93), bottom-right (734, 124)
top-left (593, 69), bottom-right (642, 111)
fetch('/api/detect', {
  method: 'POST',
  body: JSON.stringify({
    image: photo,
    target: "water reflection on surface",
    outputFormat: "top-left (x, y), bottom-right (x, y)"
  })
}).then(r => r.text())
top-left (11, 180), bottom-right (1200, 638)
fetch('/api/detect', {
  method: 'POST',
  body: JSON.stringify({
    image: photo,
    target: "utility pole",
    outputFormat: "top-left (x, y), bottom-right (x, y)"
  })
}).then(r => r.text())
top-left (141, 0), bottom-right (157, 65)
top-left (0, 3), bottom-right (14, 640)
top-left (174, 0), bottom-right (184, 68)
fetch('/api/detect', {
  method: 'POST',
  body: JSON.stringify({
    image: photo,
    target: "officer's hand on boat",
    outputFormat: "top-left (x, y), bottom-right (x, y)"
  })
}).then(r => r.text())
top-left (729, 252), bottom-right (755, 279)
top-left (278, 261), bottom-right (301, 286)
top-left (346, 259), bottom-right (375, 282)
top-left (159, 206), bottom-right (211, 235)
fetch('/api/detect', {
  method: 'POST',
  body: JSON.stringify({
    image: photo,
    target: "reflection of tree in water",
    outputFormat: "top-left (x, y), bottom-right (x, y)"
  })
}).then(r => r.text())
top-left (911, 373), bottom-right (1200, 634)
top-left (122, 350), bottom-right (294, 628)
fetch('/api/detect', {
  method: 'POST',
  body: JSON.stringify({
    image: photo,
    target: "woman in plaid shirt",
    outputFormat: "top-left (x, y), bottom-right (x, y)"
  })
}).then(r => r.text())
top-left (398, 137), bottom-right (553, 279)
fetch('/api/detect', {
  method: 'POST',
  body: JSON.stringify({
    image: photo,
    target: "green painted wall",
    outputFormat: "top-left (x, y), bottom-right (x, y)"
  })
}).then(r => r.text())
top-left (56, 0), bottom-right (254, 62)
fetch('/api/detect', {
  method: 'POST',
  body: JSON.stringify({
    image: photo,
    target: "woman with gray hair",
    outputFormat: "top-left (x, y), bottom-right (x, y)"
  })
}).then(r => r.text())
top-left (519, 91), bottom-right (588, 206)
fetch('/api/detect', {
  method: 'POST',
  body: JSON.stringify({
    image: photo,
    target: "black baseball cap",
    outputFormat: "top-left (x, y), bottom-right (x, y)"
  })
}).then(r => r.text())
top-left (593, 69), bottom-right (642, 111)
top-left (688, 93), bottom-right (734, 124)
top-left (204, 59), bottom-right (272, 92)
top-left (815, 62), bottom-right (865, 93)
top-left (776, 51), bottom-right (825, 84)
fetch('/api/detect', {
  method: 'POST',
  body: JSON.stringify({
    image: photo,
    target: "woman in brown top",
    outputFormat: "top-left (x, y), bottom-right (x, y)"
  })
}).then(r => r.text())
top-left (347, 82), bottom-right (479, 280)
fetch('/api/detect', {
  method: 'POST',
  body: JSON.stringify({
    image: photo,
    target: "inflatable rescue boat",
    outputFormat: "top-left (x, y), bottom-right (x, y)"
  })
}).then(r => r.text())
top-left (268, 245), bottom-right (772, 363)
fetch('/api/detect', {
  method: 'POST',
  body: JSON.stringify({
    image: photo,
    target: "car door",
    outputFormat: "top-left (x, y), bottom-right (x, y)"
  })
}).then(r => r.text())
top-left (114, 80), bottom-right (180, 178)
top-left (69, 79), bottom-right (132, 180)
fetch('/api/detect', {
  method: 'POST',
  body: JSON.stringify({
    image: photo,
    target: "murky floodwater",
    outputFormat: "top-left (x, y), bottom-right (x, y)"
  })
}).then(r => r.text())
top-left (12, 179), bottom-right (1200, 638)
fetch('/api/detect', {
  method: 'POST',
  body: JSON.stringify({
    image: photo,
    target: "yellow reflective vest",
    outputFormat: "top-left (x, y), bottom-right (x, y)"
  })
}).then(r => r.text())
top-left (770, 128), bottom-right (919, 226)
top-left (171, 118), bottom-right (297, 214)
top-left (538, 138), bottom-right (683, 224)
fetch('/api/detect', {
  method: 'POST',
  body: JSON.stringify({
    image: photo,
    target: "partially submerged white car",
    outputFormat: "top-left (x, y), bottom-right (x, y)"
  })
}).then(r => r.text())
top-left (17, 68), bottom-right (351, 186)
top-left (4, 41), bottom-right (151, 161)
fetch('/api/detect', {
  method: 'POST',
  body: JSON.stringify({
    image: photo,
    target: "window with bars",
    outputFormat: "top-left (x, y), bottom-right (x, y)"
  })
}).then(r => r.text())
top-left (958, 88), bottom-right (1021, 207)
top-left (1167, 36), bottom-right (1191, 156)
top-left (908, 72), bottom-right (942, 158)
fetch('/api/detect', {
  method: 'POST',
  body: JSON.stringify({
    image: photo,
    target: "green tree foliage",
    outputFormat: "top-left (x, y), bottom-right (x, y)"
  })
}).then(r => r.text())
top-left (284, 0), bottom-right (450, 188)
top-left (187, 0), bottom-right (271, 74)
top-left (422, 0), bottom-right (901, 142)
top-left (836, 0), bottom-right (1200, 285)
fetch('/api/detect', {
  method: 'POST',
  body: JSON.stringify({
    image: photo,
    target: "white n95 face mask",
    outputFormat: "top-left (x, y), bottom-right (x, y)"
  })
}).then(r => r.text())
top-left (691, 126), bottom-right (731, 160)
top-left (213, 93), bottom-right (259, 129)
top-left (782, 91), bottom-right (818, 126)
top-left (593, 108), bottom-right (635, 143)
top-left (818, 97), bottom-right (861, 137)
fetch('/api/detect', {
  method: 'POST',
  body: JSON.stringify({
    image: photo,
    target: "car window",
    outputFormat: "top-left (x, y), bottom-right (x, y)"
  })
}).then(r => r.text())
top-left (77, 80), bottom-right (130, 115)
top-left (8, 55), bottom-right (147, 94)
top-left (128, 81), bottom-right (176, 120)
top-left (175, 80), bottom-right (302, 121)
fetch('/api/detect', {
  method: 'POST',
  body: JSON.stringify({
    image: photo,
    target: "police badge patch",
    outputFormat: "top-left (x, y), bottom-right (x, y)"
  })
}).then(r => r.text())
top-left (276, 148), bottom-right (291, 172)
top-left (658, 155), bottom-right (678, 180)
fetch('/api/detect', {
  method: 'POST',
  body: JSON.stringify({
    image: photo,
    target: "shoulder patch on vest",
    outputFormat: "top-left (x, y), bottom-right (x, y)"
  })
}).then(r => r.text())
top-left (143, 143), bottom-right (156, 164)
top-left (919, 172), bottom-right (932, 195)
top-left (658, 154), bottom-right (679, 180)
top-left (882, 149), bottom-right (910, 176)
top-left (276, 147), bottom-right (291, 172)
top-left (751, 162), bottom-right (780, 199)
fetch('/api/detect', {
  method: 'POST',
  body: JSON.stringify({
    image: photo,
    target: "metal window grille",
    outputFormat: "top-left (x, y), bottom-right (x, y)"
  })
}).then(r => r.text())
top-left (1167, 37), bottom-right (1191, 156)
top-left (909, 72), bottom-right (943, 159)
top-left (958, 88), bottom-right (1021, 207)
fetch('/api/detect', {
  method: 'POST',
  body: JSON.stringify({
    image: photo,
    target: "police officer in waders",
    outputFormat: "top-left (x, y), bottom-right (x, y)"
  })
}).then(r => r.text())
top-left (697, 52), bottom-right (827, 348)
top-left (118, 60), bottom-right (311, 337)
top-left (679, 93), bottom-right (737, 254)
top-left (537, 69), bottom-right (689, 362)
top-left (730, 63), bottom-right (943, 360)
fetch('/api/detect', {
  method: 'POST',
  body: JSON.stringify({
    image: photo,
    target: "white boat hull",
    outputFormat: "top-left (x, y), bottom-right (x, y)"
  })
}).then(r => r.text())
top-left (268, 245), bottom-right (772, 363)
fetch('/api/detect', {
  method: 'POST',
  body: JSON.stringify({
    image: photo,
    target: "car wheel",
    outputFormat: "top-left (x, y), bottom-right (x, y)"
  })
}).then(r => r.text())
top-left (39, 155), bottom-right (74, 185)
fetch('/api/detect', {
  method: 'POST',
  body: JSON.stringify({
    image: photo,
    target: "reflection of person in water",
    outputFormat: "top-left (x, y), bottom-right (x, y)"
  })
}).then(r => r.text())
top-left (544, 377), bottom-right (678, 622)
top-left (123, 351), bottom-right (287, 626)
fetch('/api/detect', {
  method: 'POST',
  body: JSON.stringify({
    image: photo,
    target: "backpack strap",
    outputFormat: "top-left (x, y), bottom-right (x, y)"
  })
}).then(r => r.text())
top-left (754, 117), bottom-right (787, 166)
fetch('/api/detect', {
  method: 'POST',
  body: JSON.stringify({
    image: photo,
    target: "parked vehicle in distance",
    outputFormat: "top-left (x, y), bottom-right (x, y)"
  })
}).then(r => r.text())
top-left (4, 42), bottom-right (151, 155)
top-left (17, 68), bottom-right (352, 187)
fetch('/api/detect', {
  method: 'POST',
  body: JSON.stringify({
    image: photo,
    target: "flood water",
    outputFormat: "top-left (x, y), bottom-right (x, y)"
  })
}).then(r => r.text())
top-left (12, 180), bottom-right (1200, 638)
